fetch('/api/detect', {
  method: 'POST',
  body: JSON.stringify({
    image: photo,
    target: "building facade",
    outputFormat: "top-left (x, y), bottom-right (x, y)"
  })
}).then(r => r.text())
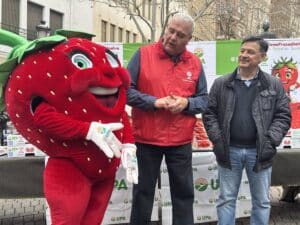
top-left (0, 0), bottom-right (94, 62)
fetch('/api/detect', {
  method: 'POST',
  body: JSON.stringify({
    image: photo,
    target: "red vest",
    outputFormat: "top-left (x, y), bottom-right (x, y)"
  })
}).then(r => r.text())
top-left (132, 42), bottom-right (202, 146)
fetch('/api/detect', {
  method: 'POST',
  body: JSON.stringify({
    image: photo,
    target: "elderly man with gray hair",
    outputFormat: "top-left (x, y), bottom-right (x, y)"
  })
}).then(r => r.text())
top-left (127, 13), bottom-right (208, 225)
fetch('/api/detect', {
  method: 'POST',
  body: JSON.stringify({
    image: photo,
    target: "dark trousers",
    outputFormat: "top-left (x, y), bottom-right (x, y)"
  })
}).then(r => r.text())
top-left (129, 143), bottom-right (194, 225)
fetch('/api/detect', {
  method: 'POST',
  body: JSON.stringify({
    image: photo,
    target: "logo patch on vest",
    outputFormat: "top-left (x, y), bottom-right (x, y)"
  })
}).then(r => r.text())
top-left (186, 71), bottom-right (192, 80)
top-left (185, 71), bottom-right (193, 81)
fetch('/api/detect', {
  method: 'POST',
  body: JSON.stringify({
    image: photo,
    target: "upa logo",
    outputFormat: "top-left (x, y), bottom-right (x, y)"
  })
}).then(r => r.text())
top-left (111, 216), bottom-right (126, 222)
top-left (196, 215), bottom-right (212, 221)
top-left (194, 177), bottom-right (219, 191)
top-left (114, 179), bottom-right (128, 190)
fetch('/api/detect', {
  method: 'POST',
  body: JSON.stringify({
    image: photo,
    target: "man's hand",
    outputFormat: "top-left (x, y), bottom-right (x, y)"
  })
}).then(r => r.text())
top-left (154, 96), bottom-right (172, 109)
top-left (121, 143), bottom-right (138, 184)
top-left (86, 122), bottom-right (123, 158)
top-left (166, 95), bottom-right (188, 114)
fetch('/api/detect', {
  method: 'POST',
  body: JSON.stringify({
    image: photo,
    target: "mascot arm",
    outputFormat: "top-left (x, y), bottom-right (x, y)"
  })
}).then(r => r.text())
top-left (121, 112), bottom-right (134, 144)
top-left (120, 112), bottom-right (138, 184)
top-left (33, 101), bottom-right (90, 140)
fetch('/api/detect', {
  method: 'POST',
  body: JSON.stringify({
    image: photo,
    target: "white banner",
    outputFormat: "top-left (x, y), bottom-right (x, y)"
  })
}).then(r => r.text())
top-left (187, 41), bottom-right (217, 91)
top-left (102, 42), bottom-right (124, 66)
top-left (161, 152), bottom-right (251, 224)
top-left (102, 167), bottom-right (159, 225)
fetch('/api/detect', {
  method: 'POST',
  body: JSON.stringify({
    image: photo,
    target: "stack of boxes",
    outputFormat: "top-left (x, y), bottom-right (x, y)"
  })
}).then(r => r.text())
top-left (2, 121), bottom-right (45, 157)
top-left (291, 129), bottom-right (300, 149)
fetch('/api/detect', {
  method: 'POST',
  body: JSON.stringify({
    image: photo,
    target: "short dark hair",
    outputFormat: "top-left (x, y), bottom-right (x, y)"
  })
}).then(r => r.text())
top-left (241, 36), bottom-right (269, 53)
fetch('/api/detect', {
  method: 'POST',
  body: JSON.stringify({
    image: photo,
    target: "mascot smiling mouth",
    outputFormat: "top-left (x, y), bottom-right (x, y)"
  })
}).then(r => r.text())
top-left (89, 87), bottom-right (119, 108)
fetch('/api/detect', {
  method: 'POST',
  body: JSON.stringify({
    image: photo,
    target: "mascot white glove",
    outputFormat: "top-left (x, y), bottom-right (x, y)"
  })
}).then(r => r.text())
top-left (121, 143), bottom-right (138, 184)
top-left (86, 122), bottom-right (123, 158)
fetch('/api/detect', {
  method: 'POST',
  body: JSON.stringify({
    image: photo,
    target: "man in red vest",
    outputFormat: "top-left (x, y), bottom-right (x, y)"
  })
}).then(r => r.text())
top-left (127, 13), bottom-right (208, 225)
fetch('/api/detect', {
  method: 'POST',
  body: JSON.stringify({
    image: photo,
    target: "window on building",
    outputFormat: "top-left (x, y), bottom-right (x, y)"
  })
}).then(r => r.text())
top-left (147, 0), bottom-right (152, 19)
top-left (101, 20), bottom-right (107, 42)
top-left (1, 0), bottom-right (20, 34)
top-left (133, 33), bottom-right (137, 43)
top-left (50, 9), bottom-right (63, 35)
top-left (110, 24), bottom-right (116, 42)
top-left (126, 30), bottom-right (130, 43)
top-left (27, 2), bottom-right (43, 40)
top-left (118, 27), bottom-right (123, 42)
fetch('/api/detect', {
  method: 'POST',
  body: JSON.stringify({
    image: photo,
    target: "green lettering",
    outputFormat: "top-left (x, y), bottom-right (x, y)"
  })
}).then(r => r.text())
top-left (211, 179), bottom-right (219, 190)
top-left (117, 179), bottom-right (128, 190)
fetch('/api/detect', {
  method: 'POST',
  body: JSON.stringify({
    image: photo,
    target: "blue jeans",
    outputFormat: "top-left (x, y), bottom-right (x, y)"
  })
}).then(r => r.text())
top-left (217, 147), bottom-right (272, 225)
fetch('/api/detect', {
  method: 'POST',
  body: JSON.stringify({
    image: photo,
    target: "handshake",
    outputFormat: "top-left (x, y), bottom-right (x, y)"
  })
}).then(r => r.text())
top-left (154, 95), bottom-right (188, 114)
top-left (86, 122), bottom-right (138, 184)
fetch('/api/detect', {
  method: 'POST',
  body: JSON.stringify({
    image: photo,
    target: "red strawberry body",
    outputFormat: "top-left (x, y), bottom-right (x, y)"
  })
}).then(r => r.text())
top-left (5, 38), bottom-right (132, 179)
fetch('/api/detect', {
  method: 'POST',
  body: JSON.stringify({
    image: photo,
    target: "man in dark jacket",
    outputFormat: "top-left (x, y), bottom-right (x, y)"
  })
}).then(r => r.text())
top-left (203, 36), bottom-right (291, 225)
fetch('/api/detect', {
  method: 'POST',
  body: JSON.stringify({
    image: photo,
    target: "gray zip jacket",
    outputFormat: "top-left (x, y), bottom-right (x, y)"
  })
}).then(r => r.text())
top-left (203, 68), bottom-right (291, 172)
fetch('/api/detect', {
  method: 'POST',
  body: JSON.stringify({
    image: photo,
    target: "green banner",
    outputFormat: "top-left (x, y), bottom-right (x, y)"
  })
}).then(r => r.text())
top-left (123, 43), bottom-right (145, 67)
top-left (216, 40), bottom-right (241, 75)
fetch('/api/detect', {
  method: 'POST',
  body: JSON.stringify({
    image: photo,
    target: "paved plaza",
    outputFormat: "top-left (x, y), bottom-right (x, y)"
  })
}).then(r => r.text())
top-left (0, 186), bottom-right (299, 225)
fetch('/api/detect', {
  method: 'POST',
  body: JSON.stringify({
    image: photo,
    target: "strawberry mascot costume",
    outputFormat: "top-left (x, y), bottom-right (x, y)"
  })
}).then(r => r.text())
top-left (0, 29), bottom-right (138, 225)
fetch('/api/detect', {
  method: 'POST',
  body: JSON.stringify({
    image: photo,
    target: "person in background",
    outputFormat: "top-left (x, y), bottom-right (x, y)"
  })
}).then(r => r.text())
top-left (126, 12), bottom-right (208, 225)
top-left (203, 36), bottom-right (291, 225)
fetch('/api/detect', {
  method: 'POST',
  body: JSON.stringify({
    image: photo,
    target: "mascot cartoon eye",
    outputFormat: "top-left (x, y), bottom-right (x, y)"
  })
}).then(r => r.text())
top-left (71, 53), bottom-right (93, 69)
top-left (105, 51), bottom-right (119, 68)
top-left (274, 72), bottom-right (280, 79)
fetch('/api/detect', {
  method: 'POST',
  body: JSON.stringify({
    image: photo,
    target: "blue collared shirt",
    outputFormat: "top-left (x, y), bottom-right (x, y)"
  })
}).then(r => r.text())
top-left (236, 68), bottom-right (259, 87)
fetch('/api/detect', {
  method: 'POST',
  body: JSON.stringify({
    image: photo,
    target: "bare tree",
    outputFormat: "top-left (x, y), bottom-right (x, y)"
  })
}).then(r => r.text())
top-left (90, 0), bottom-right (300, 41)
top-left (90, 0), bottom-right (217, 42)
top-left (210, 0), bottom-right (270, 40)
top-left (269, 0), bottom-right (300, 38)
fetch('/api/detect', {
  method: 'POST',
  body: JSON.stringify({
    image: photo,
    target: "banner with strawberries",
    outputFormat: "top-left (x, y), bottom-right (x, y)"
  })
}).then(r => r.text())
top-left (260, 39), bottom-right (300, 134)
top-left (187, 41), bottom-right (217, 90)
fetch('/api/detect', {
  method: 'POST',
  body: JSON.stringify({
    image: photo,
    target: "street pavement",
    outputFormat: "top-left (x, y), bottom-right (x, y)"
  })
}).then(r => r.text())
top-left (0, 186), bottom-right (299, 225)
